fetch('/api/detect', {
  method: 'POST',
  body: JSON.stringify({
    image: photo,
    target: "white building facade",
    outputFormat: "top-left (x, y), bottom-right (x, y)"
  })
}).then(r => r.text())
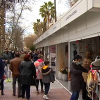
top-left (34, 0), bottom-right (100, 99)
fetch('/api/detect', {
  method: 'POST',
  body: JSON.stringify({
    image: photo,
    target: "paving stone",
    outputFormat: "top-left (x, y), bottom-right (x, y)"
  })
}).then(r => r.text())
top-left (0, 80), bottom-right (71, 100)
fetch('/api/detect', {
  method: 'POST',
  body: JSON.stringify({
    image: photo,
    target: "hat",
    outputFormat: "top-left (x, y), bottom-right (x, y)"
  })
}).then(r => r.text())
top-left (91, 56), bottom-right (100, 69)
top-left (92, 59), bottom-right (100, 67)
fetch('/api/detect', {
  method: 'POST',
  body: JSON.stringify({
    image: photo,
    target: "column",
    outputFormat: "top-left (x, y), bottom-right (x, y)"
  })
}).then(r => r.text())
top-left (44, 46), bottom-right (45, 60)
top-left (68, 41), bottom-right (71, 91)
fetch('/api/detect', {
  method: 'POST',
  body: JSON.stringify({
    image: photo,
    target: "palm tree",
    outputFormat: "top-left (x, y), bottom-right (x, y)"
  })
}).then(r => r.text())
top-left (39, 1), bottom-right (55, 31)
top-left (33, 19), bottom-right (44, 37)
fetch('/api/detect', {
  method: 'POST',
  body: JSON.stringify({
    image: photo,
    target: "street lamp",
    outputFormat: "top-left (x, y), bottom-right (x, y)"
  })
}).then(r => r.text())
top-left (54, 0), bottom-right (57, 22)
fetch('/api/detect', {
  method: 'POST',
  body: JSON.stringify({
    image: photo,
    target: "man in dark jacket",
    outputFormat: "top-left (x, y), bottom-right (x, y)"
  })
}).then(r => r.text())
top-left (70, 55), bottom-right (88, 100)
top-left (32, 51), bottom-right (38, 62)
top-left (3, 48), bottom-right (13, 82)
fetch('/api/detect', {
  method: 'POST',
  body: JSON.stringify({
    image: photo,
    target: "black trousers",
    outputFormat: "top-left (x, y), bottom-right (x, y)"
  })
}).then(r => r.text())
top-left (22, 84), bottom-right (30, 99)
top-left (36, 79), bottom-right (43, 91)
top-left (44, 83), bottom-right (50, 95)
top-left (1, 79), bottom-right (4, 91)
top-left (82, 82), bottom-right (92, 100)
top-left (12, 76), bottom-right (21, 96)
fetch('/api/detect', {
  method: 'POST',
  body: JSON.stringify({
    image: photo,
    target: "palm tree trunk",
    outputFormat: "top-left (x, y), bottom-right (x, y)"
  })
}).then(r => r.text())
top-left (47, 14), bottom-right (50, 29)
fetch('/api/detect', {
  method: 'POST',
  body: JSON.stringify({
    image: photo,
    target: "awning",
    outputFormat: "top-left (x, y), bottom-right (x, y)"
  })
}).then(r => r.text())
top-left (70, 33), bottom-right (99, 42)
top-left (82, 33), bottom-right (99, 40)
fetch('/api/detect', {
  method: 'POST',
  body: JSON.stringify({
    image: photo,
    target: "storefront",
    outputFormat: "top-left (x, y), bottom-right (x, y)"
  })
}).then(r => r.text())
top-left (70, 37), bottom-right (100, 61)
top-left (34, 0), bottom-right (100, 99)
top-left (49, 45), bottom-right (56, 72)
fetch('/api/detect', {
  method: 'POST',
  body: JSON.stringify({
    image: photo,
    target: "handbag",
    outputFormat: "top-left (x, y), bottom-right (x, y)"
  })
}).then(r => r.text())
top-left (31, 78), bottom-right (36, 86)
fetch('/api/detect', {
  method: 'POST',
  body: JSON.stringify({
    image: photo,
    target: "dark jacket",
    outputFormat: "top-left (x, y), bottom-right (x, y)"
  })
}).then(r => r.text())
top-left (33, 54), bottom-right (38, 62)
top-left (42, 66), bottom-right (55, 83)
top-left (0, 57), bottom-right (4, 79)
top-left (20, 61), bottom-right (36, 85)
top-left (3, 52), bottom-right (13, 64)
top-left (70, 62), bottom-right (88, 91)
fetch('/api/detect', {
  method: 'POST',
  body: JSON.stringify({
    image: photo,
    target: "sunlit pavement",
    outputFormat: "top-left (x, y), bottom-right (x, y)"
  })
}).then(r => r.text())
top-left (0, 79), bottom-right (71, 100)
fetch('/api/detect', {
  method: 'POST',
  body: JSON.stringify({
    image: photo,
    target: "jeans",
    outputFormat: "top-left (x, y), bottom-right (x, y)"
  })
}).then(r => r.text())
top-left (70, 91), bottom-right (79, 100)
top-left (12, 76), bottom-right (22, 96)
top-left (5, 64), bottom-right (11, 79)
top-left (44, 83), bottom-right (50, 95)
top-left (36, 79), bottom-right (43, 91)
top-left (22, 84), bottom-right (30, 99)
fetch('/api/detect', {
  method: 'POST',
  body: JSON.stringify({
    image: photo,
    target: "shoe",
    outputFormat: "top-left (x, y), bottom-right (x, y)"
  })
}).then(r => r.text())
top-left (18, 95), bottom-right (22, 98)
top-left (26, 97), bottom-right (30, 100)
top-left (6, 79), bottom-right (9, 82)
top-left (43, 95), bottom-right (49, 99)
top-left (1, 91), bottom-right (4, 95)
top-left (8, 79), bottom-right (11, 82)
top-left (13, 94), bottom-right (16, 96)
top-left (22, 96), bottom-right (25, 98)
top-left (37, 91), bottom-right (39, 95)
top-left (41, 90), bottom-right (44, 93)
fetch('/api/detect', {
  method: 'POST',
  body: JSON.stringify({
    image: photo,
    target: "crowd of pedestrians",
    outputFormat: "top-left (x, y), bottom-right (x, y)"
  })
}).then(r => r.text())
top-left (1, 48), bottom-right (99, 100)
top-left (0, 48), bottom-right (55, 100)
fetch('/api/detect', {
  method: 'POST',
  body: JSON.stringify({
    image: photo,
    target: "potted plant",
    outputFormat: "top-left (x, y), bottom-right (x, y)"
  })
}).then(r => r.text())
top-left (61, 67), bottom-right (68, 81)
top-left (58, 69), bottom-right (63, 80)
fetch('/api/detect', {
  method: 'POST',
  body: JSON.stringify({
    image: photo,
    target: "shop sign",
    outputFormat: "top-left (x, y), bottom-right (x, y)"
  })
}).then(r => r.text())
top-left (50, 20), bottom-right (60, 35)
top-left (61, 0), bottom-right (87, 28)
top-left (50, 46), bottom-right (56, 53)
top-left (65, 10), bottom-right (77, 21)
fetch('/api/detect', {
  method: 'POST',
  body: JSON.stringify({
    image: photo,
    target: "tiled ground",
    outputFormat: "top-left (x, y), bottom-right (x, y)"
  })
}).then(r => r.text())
top-left (0, 80), bottom-right (71, 100)
top-left (0, 89), bottom-right (71, 100)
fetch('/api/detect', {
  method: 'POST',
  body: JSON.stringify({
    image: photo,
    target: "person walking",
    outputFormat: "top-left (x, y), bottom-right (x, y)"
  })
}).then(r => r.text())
top-left (32, 51), bottom-right (38, 62)
top-left (3, 48), bottom-right (13, 82)
top-left (34, 54), bottom-right (44, 94)
top-left (42, 61), bottom-right (55, 100)
top-left (0, 57), bottom-right (4, 95)
top-left (20, 54), bottom-right (36, 100)
top-left (70, 55), bottom-right (88, 100)
top-left (9, 52), bottom-right (22, 97)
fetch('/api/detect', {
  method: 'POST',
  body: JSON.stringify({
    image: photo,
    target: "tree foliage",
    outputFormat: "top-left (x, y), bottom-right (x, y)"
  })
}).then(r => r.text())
top-left (33, 1), bottom-right (55, 37)
top-left (24, 34), bottom-right (37, 50)
top-left (6, 25), bottom-right (23, 51)
top-left (33, 19), bottom-right (44, 37)
top-left (39, 1), bottom-right (55, 30)
top-left (6, 0), bottom-right (35, 50)
top-left (29, 45), bottom-right (35, 51)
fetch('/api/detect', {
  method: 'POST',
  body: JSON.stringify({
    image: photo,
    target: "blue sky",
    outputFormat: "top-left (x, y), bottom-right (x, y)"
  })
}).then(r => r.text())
top-left (20, 0), bottom-right (70, 35)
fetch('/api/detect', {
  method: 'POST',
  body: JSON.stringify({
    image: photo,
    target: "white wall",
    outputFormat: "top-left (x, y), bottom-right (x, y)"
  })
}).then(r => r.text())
top-left (36, 11), bottom-right (100, 47)
top-left (56, 43), bottom-right (68, 78)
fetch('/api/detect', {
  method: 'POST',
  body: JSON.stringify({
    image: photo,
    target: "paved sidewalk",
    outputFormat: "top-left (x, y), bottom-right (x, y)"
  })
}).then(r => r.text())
top-left (0, 79), bottom-right (71, 100)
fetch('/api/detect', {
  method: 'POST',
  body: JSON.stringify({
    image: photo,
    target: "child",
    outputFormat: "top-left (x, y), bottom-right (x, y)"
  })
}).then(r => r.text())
top-left (42, 61), bottom-right (55, 100)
